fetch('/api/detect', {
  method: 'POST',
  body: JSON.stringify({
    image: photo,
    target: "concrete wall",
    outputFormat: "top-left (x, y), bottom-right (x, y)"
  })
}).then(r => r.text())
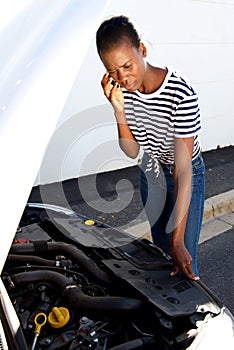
top-left (36, 0), bottom-right (234, 185)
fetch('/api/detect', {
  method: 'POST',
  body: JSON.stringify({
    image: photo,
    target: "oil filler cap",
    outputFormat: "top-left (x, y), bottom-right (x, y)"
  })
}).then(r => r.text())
top-left (48, 307), bottom-right (70, 328)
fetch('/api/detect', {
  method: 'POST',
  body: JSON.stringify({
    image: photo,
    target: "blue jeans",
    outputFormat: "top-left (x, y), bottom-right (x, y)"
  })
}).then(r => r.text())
top-left (140, 154), bottom-right (205, 275)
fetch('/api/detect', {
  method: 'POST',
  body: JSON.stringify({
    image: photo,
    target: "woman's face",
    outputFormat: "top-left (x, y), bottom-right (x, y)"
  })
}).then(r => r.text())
top-left (100, 41), bottom-right (147, 92)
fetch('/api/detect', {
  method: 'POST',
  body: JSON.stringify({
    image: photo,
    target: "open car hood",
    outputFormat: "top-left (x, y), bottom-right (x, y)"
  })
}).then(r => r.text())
top-left (0, 0), bottom-right (109, 272)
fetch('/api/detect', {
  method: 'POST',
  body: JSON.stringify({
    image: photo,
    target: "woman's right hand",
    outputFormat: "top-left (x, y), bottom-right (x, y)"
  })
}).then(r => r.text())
top-left (101, 73), bottom-right (124, 113)
top-left (101, 73), bottom-right (139, 158)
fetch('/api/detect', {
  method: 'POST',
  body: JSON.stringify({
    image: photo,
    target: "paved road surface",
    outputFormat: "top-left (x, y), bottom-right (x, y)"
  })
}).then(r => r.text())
top-left (198, 228), bottom-right (234, 314)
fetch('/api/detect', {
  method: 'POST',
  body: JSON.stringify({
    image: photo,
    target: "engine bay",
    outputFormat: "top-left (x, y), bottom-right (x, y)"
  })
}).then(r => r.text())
top-left (2, 203), bottom-right (222, 349)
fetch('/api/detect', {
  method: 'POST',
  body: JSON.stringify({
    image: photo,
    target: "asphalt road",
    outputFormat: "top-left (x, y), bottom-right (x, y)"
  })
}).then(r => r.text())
top-left (198, 228), bottom-right (234, 315)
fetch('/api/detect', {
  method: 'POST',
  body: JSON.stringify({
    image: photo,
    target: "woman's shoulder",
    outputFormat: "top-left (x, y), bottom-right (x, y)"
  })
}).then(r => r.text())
top-left (166, 66), bottom-right (197, 96)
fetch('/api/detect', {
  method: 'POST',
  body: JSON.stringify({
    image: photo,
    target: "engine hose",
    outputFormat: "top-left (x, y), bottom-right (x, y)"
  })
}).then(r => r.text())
top-left (10, 242), bottom-right (111, 283)
top-left (8, 254), bottom-right (56, 266)
top-left (11, 270), bottom-right (143, 316)
top-left (108, 336), bottom-right (156, 349)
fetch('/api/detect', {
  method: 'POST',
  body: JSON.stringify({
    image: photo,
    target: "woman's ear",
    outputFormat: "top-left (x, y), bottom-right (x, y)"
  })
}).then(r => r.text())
top-left (139, 42), bottom-right (147, 58)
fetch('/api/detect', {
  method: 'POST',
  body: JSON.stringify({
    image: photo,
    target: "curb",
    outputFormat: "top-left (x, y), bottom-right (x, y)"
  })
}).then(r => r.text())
top-left (124, 189), bottom-right (234, 241)
top-left (202, 189), bottom-right (234, 224)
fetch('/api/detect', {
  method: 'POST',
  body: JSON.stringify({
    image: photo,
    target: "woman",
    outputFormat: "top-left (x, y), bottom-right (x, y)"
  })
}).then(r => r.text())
top-left (96, 15), bottom-right (205, 280)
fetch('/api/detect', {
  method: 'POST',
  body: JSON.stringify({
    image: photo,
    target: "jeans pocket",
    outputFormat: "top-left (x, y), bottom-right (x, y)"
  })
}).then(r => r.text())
top-left (192, 155), bottom-right (205, 189)
top-left (192, 154), bottom-right (205, 176)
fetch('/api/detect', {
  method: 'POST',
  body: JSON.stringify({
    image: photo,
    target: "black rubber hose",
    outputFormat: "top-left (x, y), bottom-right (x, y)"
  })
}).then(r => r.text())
top-left (8, 254), bottom-right (56, 266)
top-left (108, 336), bottom-right (156, 349)
top-left (10, 241), bottom-right (111, 283)
top-left (11, 270), bottom-right (143, 315)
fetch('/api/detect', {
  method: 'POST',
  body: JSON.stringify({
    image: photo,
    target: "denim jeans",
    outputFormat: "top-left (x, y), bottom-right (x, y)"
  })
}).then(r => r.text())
top-left (140, 153), bottom-right (205, 275)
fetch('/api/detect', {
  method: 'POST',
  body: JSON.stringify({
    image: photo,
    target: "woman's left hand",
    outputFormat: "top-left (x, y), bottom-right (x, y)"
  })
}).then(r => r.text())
top-left (170, 243), bottom-right (199, 281)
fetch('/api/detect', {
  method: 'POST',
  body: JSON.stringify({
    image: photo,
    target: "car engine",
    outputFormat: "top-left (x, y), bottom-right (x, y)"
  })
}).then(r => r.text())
top-left (2, 203), bottom-right (222, 350)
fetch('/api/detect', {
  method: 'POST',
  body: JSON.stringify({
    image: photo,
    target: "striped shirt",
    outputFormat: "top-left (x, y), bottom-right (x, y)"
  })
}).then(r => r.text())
top-left (123, 67), bottom-right (202, 176)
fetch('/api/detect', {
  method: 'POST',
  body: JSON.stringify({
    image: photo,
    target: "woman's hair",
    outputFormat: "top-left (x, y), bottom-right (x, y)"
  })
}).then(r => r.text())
top-left (96, 15), bottom-right (140, 57)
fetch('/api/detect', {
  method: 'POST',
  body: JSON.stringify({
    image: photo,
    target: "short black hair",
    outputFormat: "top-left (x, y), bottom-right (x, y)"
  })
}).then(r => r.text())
top-left (96, 15), bottom-right (140, 57)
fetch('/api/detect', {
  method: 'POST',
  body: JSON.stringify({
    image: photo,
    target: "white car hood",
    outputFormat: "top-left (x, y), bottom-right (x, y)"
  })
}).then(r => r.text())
top-left (0, 0), bottom-right (109, 272)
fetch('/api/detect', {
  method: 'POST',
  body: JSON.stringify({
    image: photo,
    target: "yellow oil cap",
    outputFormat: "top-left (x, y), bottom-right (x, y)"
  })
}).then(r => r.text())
top-left (84, 219), bottom-right (95, 226)
top-left (48, 307), bottom-right (70, 328)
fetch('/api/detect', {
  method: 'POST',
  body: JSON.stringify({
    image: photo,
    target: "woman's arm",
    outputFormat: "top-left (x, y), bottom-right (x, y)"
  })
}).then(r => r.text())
top-left (101, 73), bottom-right (139, 158)
top-left (170, 136), bottom-right (199, 280)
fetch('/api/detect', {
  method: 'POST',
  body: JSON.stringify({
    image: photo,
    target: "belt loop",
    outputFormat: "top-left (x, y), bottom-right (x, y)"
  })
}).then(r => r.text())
top-left (169, 165), bottom-right (173, 174)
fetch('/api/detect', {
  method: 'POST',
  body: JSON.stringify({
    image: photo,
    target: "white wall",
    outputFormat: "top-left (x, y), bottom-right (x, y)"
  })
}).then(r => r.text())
top-left (36, 0), bottom-right (234, 185)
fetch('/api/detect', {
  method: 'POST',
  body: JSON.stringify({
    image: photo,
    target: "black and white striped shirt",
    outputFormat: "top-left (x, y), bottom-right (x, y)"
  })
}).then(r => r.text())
top-left (123, 67), bottom-right (202, 175)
